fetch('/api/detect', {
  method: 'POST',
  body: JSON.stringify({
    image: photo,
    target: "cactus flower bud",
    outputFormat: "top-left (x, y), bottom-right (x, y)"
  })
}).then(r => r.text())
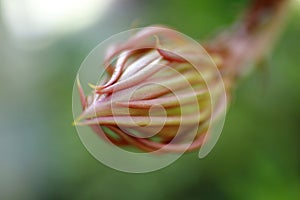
top-left (74, 27), bottom-right (227, 153)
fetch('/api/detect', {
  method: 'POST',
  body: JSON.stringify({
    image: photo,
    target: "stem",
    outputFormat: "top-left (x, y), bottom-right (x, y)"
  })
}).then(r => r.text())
top-left (207, 0), bottom-right (289, 78)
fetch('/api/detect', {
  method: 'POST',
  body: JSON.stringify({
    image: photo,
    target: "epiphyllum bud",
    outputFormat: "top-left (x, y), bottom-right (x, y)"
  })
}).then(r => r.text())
top-left (74, 27), bottom-right (227, 153)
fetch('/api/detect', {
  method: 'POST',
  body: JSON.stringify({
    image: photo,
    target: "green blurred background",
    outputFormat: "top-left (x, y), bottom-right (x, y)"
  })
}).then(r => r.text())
top-left (0, 0), bottom-right (299, 199)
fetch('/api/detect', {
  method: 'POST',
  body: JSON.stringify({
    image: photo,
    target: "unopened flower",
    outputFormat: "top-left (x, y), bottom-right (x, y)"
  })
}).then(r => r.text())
top-left (74, 27), bottom-right (227, 153)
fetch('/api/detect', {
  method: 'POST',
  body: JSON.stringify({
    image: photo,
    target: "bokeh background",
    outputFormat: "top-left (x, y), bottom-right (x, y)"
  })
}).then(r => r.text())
top-left (1, 0), bottom-right (300, 199)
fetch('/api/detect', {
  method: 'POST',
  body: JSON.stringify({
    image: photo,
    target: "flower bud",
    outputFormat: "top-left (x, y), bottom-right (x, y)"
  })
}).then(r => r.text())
top-left (74, 27), bottom-right (227, 153)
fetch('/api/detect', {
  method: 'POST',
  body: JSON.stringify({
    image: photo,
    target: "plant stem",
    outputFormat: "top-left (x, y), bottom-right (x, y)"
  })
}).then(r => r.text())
top-left (207, 0), bottom-right (289, 79)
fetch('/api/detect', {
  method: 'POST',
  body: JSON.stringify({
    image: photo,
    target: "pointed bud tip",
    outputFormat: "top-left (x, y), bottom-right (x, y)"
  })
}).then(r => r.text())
top-left (72, 121), bottom-right (77, 126)
top-left (88, 83), bottom-right (97, 89)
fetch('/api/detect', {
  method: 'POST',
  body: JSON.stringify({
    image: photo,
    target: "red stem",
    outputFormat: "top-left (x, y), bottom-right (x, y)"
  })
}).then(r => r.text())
top-left (206, 0), bottom-right (289, 78)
